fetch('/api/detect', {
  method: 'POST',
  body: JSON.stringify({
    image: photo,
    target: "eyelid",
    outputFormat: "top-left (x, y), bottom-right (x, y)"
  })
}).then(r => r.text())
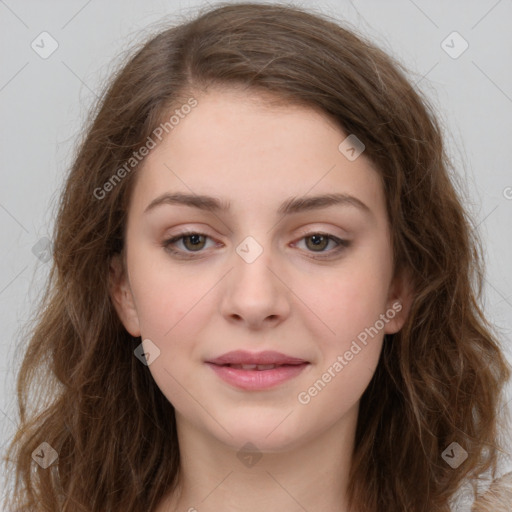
top-left (293, 224), bottom-right (350, 240)
top-left (290, 232), bottom-right (350, 259)
top-left (162, 228), bottom-right (350, 259)
top-left (163, 229), bottom-right (219, 256)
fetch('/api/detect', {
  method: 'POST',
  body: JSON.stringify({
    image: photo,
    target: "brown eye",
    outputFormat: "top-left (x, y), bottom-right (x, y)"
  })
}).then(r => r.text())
top-left (182, 234), bottom-right (207, 251)
top-left (304, 234), bottom-right (330, 252)
top-left (162, 231), bottom-right (216, 258)
top-left (294, 232), bottom-right (350, 260)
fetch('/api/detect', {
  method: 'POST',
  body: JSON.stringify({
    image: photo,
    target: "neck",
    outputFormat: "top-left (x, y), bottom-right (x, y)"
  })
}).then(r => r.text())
top-left (157, 403), bottom-right (360, 512)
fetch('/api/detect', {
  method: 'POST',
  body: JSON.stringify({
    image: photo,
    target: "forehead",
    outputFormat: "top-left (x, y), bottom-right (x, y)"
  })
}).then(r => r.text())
top-left (129, 88), bottom-right (386, 221)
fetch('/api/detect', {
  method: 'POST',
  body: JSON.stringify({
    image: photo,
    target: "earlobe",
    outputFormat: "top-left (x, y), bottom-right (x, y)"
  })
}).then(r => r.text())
top-left (108, 253), bottom-right (141, 337)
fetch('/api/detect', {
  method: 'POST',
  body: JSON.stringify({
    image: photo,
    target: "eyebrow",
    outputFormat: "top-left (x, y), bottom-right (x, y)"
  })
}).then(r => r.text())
top-left (143, 191), bottom-right (372, 216)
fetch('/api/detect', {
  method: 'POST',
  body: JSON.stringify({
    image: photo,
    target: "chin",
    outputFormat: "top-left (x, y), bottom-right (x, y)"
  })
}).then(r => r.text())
top-left (209, 413), bottom-right (310, 453)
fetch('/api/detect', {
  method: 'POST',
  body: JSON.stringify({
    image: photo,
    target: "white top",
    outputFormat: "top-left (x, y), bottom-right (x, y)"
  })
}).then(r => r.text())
top-left (450, 450), bottom-right (512, 511)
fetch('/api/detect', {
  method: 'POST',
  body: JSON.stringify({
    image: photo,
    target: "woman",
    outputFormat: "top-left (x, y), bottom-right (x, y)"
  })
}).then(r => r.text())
top-left (4, 3), bottom-right (511, 511)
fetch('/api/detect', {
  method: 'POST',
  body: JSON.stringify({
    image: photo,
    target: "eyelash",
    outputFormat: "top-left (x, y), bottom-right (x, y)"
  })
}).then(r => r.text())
top-left (162, 230), bottom-right (350, 260)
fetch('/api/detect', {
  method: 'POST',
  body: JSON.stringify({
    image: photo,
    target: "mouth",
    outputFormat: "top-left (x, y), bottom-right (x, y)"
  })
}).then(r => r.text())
top-left (204, 351), bottom-right (310, 390)
top-left (205, 350), bottom-right (309, 367)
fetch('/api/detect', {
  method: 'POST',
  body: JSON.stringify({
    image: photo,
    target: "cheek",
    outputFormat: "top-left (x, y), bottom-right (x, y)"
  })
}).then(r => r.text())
top-left (294, 264), bottom-right (390, 416)
top-left (294, 334), bottom-right (383, 438)
top-left (129, 262), bottom-right (209, 408)
top-left (128, 248), bottom-right (207, 337)
top-left (294, 258), bottom-right (392, 348)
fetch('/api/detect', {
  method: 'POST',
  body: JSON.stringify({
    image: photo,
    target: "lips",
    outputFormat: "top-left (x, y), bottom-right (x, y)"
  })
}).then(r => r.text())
top-left (205, 350), bottom-right (310, 390)
top-left (206, 350), bottom-right (308, 367)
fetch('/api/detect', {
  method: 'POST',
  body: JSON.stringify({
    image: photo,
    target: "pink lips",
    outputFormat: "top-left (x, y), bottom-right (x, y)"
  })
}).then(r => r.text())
top-left (205, 350), bottom-right (310, 390)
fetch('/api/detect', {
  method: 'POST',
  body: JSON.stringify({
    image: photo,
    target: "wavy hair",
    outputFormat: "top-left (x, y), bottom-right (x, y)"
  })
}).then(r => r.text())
top-left (4, 3), bottom-right (511, 511)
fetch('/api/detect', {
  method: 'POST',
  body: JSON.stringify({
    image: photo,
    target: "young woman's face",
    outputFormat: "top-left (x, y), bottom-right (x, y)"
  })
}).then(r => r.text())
top-left (111, 88), bottom-right (410, 452)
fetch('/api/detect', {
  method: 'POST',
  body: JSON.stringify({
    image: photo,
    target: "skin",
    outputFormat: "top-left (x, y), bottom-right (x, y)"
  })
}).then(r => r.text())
top-left (109, 87), bottom-right (413, 512)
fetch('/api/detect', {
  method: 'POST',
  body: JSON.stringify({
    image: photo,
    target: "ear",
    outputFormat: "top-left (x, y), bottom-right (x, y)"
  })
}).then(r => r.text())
top-left (384, 267), bottom-right (415, 335)
top-left (109, 253), bottom-right (141, 337)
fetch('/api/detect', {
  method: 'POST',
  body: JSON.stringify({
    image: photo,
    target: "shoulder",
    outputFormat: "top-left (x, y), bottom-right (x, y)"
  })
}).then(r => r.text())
top-left (471, 470), bottom-right (512, 512)
top-left (449, 453), bottom-right (512, 512)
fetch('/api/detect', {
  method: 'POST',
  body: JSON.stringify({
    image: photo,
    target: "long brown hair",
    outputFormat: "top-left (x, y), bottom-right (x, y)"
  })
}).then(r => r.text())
top-left (4, 3), bottom-right (511, 511)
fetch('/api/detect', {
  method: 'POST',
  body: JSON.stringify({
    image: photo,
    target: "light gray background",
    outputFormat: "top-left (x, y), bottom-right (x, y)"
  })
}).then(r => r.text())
top-left (1, 0), bottom-right (511, 503)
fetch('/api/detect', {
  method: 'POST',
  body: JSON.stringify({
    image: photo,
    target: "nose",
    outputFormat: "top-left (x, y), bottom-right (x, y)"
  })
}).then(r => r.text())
top-left (219, 242), bottom-right (291, 330)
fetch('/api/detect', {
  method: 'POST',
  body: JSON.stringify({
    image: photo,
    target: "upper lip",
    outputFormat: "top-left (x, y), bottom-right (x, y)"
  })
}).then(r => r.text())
top-left (206, 350), bottom-right (308, 366)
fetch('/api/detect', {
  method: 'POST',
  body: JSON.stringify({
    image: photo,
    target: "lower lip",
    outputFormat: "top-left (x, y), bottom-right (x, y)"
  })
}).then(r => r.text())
top-left (206, 362), bottom-right (309, 390)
